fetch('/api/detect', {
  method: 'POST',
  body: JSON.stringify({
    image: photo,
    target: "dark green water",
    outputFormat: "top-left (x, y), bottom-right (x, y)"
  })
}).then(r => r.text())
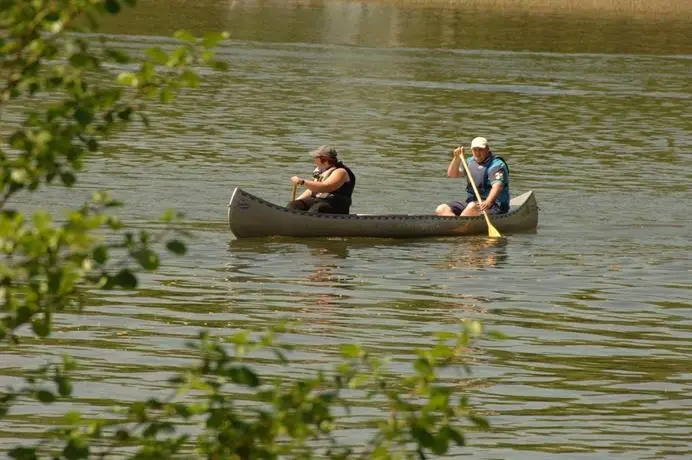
top-left (1, 1), bottom-right (690, 458)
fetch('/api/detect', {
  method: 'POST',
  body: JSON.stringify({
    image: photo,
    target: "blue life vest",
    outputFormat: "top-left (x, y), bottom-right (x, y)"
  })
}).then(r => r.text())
top-left (464, 153), bottom-right (510, 212)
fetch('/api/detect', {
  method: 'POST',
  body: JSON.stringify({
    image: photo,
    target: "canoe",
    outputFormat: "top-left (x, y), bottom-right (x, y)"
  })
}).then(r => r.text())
top-left (228, 187), bottom-right (538, 238)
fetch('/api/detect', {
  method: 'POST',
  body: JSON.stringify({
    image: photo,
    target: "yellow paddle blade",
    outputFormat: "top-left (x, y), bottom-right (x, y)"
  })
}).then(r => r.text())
top-left (483, 212), bottom-right (503, 238)
top-left (487, 223), bottom-right (502, 238)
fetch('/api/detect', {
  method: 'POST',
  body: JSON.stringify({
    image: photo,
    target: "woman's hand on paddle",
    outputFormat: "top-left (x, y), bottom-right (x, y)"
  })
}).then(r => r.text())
top-left (453, 146), bottom-right (464, 159)
top-left (291, 176), bottom-right (304, 186)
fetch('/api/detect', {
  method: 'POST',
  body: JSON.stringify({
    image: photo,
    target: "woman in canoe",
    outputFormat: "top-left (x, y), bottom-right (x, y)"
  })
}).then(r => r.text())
top-left (288, 145), bottom-right (356, 214)
top-left (436, 136), bottom-right (510, 217)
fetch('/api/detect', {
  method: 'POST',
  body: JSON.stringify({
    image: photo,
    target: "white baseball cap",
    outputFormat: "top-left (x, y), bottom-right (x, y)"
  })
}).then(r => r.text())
top-left (471, 137), bottom-right (489, 149)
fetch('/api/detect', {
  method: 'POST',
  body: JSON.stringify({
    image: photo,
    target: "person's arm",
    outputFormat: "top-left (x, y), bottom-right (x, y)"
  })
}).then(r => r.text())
top-left (447, 147), bottom-right (465, 178)
top-left (296, 189), bottom-right (312, 200)
top-left (304, 169), bottom-right (348, 193)
top-left (480, 182), bottom-right (504, 211)
top-left (291, 169), bottom-right (349, 194)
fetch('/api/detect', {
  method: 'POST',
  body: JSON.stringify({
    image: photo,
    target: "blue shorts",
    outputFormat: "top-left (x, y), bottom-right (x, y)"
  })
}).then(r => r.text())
top-left (448, 200), bottom-right (507, 216)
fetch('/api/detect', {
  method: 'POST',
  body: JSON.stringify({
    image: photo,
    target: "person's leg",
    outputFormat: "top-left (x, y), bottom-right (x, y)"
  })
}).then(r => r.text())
top-left (461, 201), bottom-right (504, 216)
top-left (306, 197), bottom-right (351, 214)
top-left (460, 201), bottom-right (480, 216)
top-left (436, 200), bottom-right (466, 216)
top-left (307, 199), bottom-right (336, 213)
top-left (287, 197), bottom-right (315, 210)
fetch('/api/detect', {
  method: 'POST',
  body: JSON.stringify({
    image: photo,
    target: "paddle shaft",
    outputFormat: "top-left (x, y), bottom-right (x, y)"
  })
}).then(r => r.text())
top-left (458, 150), bottom-right (502, 238)
top-left (291, 182), bottom-right (298, 201)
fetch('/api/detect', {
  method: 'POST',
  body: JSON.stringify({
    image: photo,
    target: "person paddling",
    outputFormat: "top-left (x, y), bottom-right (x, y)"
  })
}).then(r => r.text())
top-left (288, 145), bottom-right (356, 214)
top-left (435, 137), bottom-right (510, 217)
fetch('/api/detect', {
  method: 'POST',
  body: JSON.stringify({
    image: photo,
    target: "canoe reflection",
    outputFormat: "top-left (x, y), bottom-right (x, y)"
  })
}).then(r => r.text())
top-left (441, 236), bottom-right (509, 269)
top-left (302, 241), bottom-right (350, 309)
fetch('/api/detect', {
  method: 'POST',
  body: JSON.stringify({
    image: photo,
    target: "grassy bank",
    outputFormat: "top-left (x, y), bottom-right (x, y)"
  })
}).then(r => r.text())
top-left (338, 0), bottom-right (692, 16)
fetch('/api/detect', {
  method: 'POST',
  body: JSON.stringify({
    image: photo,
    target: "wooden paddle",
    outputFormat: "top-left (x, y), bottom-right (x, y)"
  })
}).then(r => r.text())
top-left (291, 182), bottom-right (298, 201)
top-left (458, 149), bottom-right (503, 238)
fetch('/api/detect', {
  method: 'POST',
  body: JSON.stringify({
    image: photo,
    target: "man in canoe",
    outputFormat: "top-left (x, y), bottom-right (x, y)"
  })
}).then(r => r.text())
top-left (435, 136), bottom-right (510, 216)
top-left (288, 145), bottom-right (356, 214)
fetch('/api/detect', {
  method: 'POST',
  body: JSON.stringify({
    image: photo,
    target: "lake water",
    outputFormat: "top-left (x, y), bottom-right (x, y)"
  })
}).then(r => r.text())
top-left (1, 1), bottom-right (691, 458)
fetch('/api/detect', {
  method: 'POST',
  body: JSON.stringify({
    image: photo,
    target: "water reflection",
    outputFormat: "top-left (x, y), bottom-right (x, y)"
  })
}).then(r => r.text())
top-left (442, 236), bottom-right (510, 270)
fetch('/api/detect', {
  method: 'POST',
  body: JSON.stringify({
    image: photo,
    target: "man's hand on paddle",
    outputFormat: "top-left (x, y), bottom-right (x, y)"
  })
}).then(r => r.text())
top-left (453, 146), bottom-right (464, 159)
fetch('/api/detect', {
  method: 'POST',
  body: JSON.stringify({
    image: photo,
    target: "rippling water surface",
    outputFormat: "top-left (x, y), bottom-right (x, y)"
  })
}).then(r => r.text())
top-left (1, 1), bottom-right (691, 458)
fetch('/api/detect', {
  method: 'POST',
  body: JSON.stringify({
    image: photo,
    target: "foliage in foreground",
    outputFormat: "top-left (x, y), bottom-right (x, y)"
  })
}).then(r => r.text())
top-left (1, 1), bottom-right (492, 458)
top-left (4, 323), bottom-right (490, 458)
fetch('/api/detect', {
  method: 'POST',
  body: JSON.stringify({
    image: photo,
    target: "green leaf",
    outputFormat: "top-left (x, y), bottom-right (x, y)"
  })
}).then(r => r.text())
top-left (60, 171), bottom-right (76, 187)
top-left (166, 240), bottom-right (187, 255)
top-left (63, 438), bottom-right (89, 460)
top-left (180, 70), bottom-right (200, 88)
top-left (74, 108), bottom-right (93, 126)
top-left (469, 414), bottom-right (490, 430)
top-left (159, 87), bottom-right (174, 104)
top-left (62, 355), bottom-right (78, 372)
top-left (107, 216), bottom-right (122, 230)
top-left (203, 32), bottom-right (229, 49)
top-left (431, 432), bottom-right (450, 455)
top-left (104, 0), bottom-right (121, 15)
top-left (118, 106), bottom-right (133, 121)
top-left (145, 47), bottom-right (168, 65)
top-left (63, 411), bottom-right (81, 425)
top-left (210, 60), bottom-right (229, 72)
top-left (56, 376), bottom-right (73, 397)
top-left (160, 209), bottom-right (176, 223)
top-left (340, 343), bottom-right (362, 359)
top-left (84, 11), bottom-right (100, 31)
top-left (116, 72), bottom-right (138, 87)
top-left (105, 48), bottom-right (130, 64)
top-left (115, 429), bottom-right (131, 441)
top-left (172, 403), bottom-right (192, 418)
top-left (173, 30), bottom-right (196, 44)
top-left (32, 318), bottom-right (51, 338)
top-left (86, 138), bottom-right (98, 152)
top-left (443, 425), bottom-right (465, 446)
top-left (45, 12), bottom-right (61, 22)
top-left (413, 357), bottom-right (432, 376)
top-left (133, 249), bottom-right (160, 270)
top-left (229, 330), bottom-right (249, 345)
top-left (32, 211), bottom-right (52, 230)
top-left (411, 423), bottom-right (435, 448)
top-left (93, 245), bottom-right (108, 264)
top-left (486, 330), bottom-right (508, 340)
top-left (273, 349), bottom-right (289, 364)
top-left (37, 390), bottom-right (56, 403)
top-left (8, 447), bottom-right (38, 460)
top-left (11, 169), bottom-right (29, 184)
top-left (227, 366), bottom-right (260, 387)
top-left (114, 269), bottom-right (137, 289)
top-left (69, 53), bottom-right (97, 68)
top-left (434, 331), bottom-right (457, 341)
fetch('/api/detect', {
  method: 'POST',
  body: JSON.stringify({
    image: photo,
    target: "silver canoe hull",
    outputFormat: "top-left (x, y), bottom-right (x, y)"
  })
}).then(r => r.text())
top-left (228, 188), bottom-right (538, 238)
